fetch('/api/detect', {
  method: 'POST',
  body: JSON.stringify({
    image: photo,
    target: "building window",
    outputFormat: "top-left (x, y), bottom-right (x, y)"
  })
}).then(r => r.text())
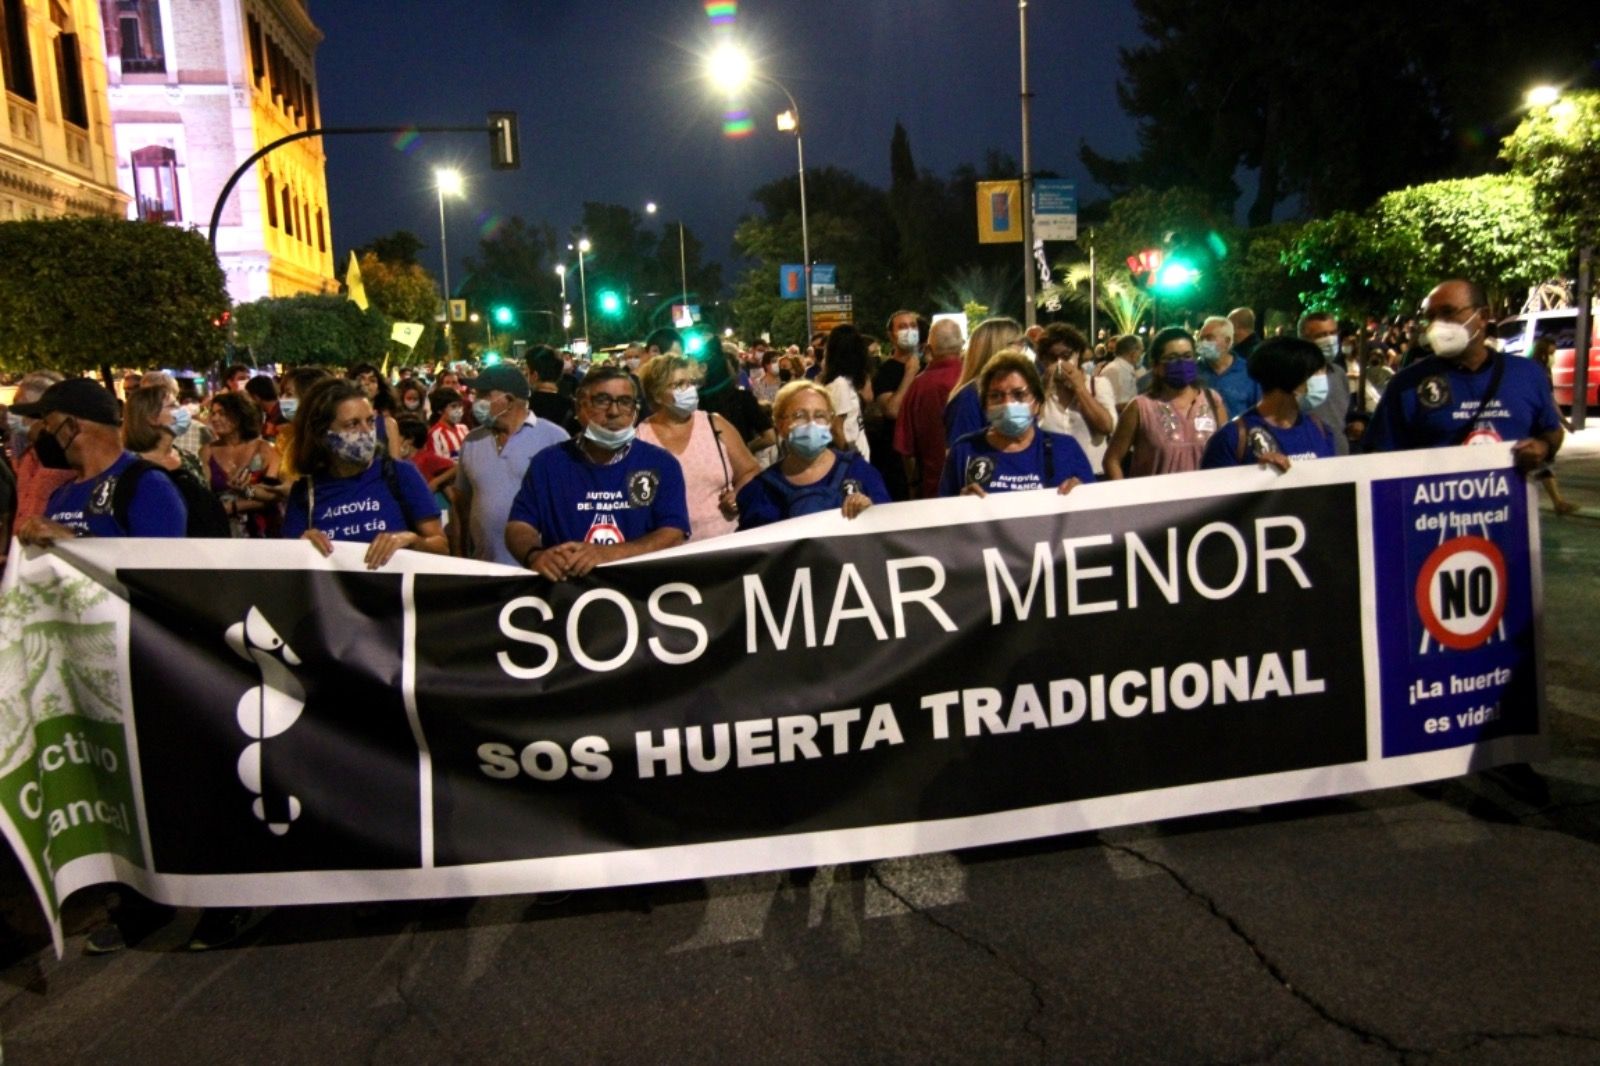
top-left (316, 208), bottom-right (325, 252)
top-left (52, 26), bottom-right (89, 129)
top-left (246, 13), bottom-right (262, 84)
top-left (264, 172), bottom-right (276, 227)
top-left (280, 188), bottom-right (292, 237)
top-left (1, 0), bottom-right (36, 102)
top-left (101, 0), bottom-right (165, 74)
top-left (131, 145), bottom-right (180, 222)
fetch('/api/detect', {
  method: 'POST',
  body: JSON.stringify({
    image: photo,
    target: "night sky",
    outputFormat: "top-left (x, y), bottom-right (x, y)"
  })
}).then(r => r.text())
top-left (312, 0), bottom-right (1144, 287)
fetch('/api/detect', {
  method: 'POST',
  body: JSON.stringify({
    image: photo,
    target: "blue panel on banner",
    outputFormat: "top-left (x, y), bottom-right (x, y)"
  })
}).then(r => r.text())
top-left (778, 265), bottom-right (805, 300)
top-left (1371, 469), bottom-right (1538, 757)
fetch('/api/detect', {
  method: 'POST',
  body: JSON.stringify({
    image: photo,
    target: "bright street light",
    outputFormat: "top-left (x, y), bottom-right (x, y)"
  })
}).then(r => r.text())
top-left (705, 42), bottom-right (752, 95)
top-left (645, 202), bottom-right (658, 215)
top-left (1527, 85), bottom-right (1561, 108)
top-left (575, 237), bottom-right (592, 344)
top-left (434, 167), bottom-right (463, 197)
top-left (578, 238), bottom-right (591, 254)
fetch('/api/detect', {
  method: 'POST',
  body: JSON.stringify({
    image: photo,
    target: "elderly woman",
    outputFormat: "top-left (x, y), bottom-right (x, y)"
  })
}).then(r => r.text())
top-left (282, 378), bottom-right (447, 569)
top-left (940, 350), bottom-right (1096, 497)
top-left (1103, 327), bottom-right (1228, 479)
top-left (944, 316), bottom-right (1025, 442)
top-left (736, 380), bottom-right (890, 530)
top-left (636, 353), bottom-right (760, 541)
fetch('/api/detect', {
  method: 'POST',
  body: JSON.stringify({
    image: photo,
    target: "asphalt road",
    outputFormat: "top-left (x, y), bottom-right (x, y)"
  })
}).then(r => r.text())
top-left (1, 516), bottom-right (1598, 1065)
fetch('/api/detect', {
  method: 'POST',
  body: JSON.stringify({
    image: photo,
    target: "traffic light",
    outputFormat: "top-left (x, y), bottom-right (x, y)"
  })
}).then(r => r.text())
top-left (1126, 249), bottom-right (1164, 289)
top-left (684, 331), bottom-right (709, 356)
top-left (493, 305), bottom-right (515, 326)
top-left (1152, 258), bottom-right (1200, 295)
top-left (598, 290), bottom-right (623, 317)
top-left (482, 350), bottom-right (502, 366)
top-left (487, 111), bottom-right (520, 170)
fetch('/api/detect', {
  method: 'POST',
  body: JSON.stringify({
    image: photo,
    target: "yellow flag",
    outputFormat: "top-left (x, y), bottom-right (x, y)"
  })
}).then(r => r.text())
top-left (391, 322), bottom-right (425, 349)
top-left (346, 250), bottom-right (370, 311)
top-left (976, 180), bottom-right (1024, 244)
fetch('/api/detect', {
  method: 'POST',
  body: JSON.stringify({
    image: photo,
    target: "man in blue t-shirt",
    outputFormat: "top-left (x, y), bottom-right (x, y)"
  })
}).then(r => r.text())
top-left (15, 379), bottom-right (186, 545)
top-left (506, 365), bottom-right (689, 581)
top-left (1363, 279), bottom-right (1562, 473)
top-left (1197, 315), bottom-right (1260, 420)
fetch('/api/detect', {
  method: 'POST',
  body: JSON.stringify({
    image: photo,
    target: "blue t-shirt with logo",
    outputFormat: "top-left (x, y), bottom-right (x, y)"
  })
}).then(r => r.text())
top-left (939, 429), bottom-right (1097, 497)
top-left (47, 452), bottom-right (187, 537)
top-left (1198, 354), bottom-right (1260, 420)
top-left (736, 450), bottom-right (890, 530)
top-left (282, 458), bottom-right (440, 542)
top-left (509, 439), bottom-right (690, 547)
top-left (1202, 410), bottom-right (1336, 469)
top-left (1363, 354), bottom-right (1560, 453)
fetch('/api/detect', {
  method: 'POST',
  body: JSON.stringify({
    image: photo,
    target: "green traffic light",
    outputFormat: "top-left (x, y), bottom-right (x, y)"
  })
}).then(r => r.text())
top-left (1153, 261), bottom-right (1199, 294)
top-left (482, 351), bottom-right (502, 366)
top-left (598, 290), bottom-right (623, 316)
top-left (493, 306), bottom-right (514, 326)
top-left (684, 332), bottom-right (707, 356)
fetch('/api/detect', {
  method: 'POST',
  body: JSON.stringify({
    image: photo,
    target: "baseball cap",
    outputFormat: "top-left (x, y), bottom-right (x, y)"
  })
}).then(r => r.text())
top-left (10, 378), bottom-right (121, 425)
top-left (462, 364), bottom-right (530, 400)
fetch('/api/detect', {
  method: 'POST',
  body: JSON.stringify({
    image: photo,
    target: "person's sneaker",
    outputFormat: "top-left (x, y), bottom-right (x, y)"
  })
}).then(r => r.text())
top-left (187, 907), bottom-right (254, 952)
top-left (84, 921), bottom-right (128, 956)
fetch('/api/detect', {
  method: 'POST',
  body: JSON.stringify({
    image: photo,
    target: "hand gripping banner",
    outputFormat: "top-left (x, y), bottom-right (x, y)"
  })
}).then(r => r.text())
top-left (0, 447), bottom-right (1545, 955)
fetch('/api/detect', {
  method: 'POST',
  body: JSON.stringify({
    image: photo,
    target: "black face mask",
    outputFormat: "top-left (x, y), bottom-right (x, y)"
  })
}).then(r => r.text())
top-left (779, 370), bottom-right (793, 383)
top-left (33, 418), bottom-right (77, 470)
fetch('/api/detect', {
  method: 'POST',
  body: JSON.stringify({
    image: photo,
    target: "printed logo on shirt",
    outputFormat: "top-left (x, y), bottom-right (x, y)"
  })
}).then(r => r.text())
top-left (842, 478), bottom-right (864, 499)
top-left (627, 469), bottom-right (660, 508)
top-left (1461, 426), bottom-right (1504, 446)
top-left (89, 477), bottom-right (116, 516)
top-left (965, 456), bottom-right (996, 487)
top-left (1247, 427), bottom-right (1277, 460)
top-left (1418, 375), bottom-right (1451, 410)
top-left (585, 513), bottom-right (625, 545)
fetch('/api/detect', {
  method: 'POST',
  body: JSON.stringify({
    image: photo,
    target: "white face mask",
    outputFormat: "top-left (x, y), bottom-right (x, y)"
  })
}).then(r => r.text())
top-left (895, 328), bottom-right (919, 351)
top-left (1424, 316), bottom-right (1475, 359)
top-left (1314, 335), bottom-right (1340, 362)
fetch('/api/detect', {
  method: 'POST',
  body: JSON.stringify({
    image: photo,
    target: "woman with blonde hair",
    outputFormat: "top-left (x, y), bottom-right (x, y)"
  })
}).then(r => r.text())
top-left (736, 379), bottom-right (889, 529)
top-left (944, 316), bottom-right (1024, 442)
top-left (636, 353), bottom-right (760, 541)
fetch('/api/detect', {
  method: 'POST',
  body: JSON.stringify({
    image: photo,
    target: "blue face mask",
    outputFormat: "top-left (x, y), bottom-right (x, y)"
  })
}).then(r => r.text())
top-left (278, 397), bottom-right (299, 421)
top-left (167, 407), bottom-right (192, 437)
top-left (986, 401), bottom-right (1034, 438)
top-left (472, 398), bottom-right (496, 427)
top-left (327, 429), bottom-right (378, 467)
top-left (1195, 340), bottom-right (1221, 365)
top-left (668, 385), bottom-right (699, 415)
top-left (787, 422), bottom-right (833, 459)
top-left (1299, 373), bottom-right (1330, 412)
top-left (583, 422), bottom-right (636, 450)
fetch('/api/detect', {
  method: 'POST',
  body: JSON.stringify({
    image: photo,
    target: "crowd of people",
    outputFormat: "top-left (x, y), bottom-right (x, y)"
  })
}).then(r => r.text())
top-left (0, 275), bottom-right (1569, 955)
top-left (0, 277), bottom-right (1569, 585)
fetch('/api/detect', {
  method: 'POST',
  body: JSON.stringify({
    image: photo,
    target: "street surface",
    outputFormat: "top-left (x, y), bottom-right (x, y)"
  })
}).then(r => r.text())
top-left (4, 442), bottom-right (1600, 1064)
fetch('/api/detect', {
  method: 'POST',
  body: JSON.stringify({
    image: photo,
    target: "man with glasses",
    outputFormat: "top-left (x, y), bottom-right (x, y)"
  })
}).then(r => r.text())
top-left (1363, 279), bottom-right (1562, 474)
top-left (506, 365), bottom-right (689, 581)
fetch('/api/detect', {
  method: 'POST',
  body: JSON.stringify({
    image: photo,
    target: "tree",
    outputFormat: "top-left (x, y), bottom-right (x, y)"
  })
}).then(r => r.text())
top-left (460, 216), bottom-right (564, 347)
top-left (232, 294), bottom-right (390, 368)
top-left (351, 252), bottom-right (440, 366)
top-left (353, 230), bottom-right (425, 267)
top-left (1502, 90), bottom-right (1600, 246)
top-left (0, 218), bottom-right (228, 377)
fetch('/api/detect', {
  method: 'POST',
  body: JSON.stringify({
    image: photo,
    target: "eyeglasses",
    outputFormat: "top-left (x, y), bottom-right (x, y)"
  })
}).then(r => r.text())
top-left (585, 394), bottom-right (638, 412)
top-left (984, 389), bottom-right (1033, 405)
top-left (1421, 305), bottom-right (1475, 323)
top-left (782, 411), bottom-right (833, 426)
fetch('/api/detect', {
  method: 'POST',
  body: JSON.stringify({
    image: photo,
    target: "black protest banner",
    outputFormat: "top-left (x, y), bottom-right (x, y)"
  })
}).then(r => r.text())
top-left (0, 448), bottom-right (1543, 954)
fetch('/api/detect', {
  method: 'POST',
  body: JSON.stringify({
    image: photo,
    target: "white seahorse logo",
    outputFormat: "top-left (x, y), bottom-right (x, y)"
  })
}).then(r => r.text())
top-left (225, 607), bottom-right (305, 836)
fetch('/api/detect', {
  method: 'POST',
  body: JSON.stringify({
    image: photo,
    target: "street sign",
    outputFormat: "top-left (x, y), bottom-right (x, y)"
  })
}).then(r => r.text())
top-left (1034, 179), bottom-right (1078, 241)
top-left (779, 264), bottom-right (806, 300)
top-left (449, 299), bottom-right (467, 322)
top-left (976, 180), bottom-right (1023, 244)
top-left (812, 293), bottom-right (854, 333)
top-left (671, 303), bottom-right (700, 328)
top-left (810, 264), bottom-right (837, 295)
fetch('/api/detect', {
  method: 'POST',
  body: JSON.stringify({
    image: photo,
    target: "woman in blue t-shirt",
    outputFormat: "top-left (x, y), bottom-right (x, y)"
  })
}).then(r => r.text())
top-left (736, 381), bottom-right (890, 530)
top-left (282, 379), bottom-right (447, 568)
top-left (1201, 337), bottom-right (1336, 472)
top-left (939, 350), bottom-right (1096, 498)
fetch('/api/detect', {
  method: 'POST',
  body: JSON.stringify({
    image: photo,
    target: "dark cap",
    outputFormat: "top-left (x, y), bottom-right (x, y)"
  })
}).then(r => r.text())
top-left (10, 378), bottom-right (121, 425)
top-left (462, 364), bottom-right (530, 400)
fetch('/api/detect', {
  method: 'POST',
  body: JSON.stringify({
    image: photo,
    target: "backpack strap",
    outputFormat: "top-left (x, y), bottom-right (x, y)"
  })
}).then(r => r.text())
top-left (1041, 431), bottom-right (1056, 486)
top-left (1451, 353), bottom-right (1508, 446)
top-left (379, 455), bottom-right (417, 530)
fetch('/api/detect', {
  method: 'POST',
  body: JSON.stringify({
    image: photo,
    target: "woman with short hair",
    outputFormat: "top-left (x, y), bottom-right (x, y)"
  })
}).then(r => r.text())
top-left (1202, 337), bottom-right (1335, 471)
top-left (939, 351), bottom-right (1095, 497)
top-left (282, 379), bottom-right (447, 568)
top-left (735, 380), bottom-right (889, 529)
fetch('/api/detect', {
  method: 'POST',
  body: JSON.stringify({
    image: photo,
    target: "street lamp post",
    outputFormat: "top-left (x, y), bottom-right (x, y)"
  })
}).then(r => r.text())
top-left (576, 238), bottom-right (592, 346)
top-left (555, 265), bottom-right (571, 347)
top-left (434, 168), bottom-right (463, 350)
top-left (707, 46), bottom-right (813, 342)
top-left (646, 201), bottom-right (691, 326)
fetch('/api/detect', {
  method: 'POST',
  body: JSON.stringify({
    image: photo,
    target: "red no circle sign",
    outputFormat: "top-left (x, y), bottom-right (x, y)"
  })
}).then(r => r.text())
top-left (1415, 535), bottom-right (1509, 650)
